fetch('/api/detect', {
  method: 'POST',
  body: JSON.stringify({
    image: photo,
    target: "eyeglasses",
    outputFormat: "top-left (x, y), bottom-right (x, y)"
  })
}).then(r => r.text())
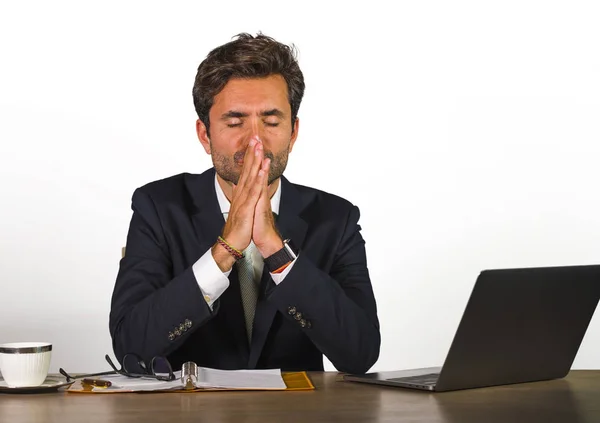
top-left (60, 353), bottom-right (175, 382)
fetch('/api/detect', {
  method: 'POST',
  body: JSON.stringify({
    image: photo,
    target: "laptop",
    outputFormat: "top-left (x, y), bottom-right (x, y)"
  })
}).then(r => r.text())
top-left (344, 265), bottom-right (600, 392)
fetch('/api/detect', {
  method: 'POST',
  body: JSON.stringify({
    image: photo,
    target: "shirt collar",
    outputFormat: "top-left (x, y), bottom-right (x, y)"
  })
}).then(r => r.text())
top-left (214, 173), bottom-right (282, 215)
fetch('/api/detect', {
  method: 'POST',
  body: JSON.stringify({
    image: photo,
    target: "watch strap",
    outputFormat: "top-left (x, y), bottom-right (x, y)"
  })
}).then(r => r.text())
top-left (264, 239), bottom-right (298, 273)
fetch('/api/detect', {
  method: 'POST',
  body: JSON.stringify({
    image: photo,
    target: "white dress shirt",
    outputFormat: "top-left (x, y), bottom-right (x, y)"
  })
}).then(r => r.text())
top-left (192, 175), bottom-right (296, 309)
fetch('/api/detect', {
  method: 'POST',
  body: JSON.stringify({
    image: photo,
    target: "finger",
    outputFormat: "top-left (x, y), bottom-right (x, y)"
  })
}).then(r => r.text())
top-left (255, 165), bottom-right (267, 198)
top-left (247, 153), bottom-right (267, 204)
top-left (256, 158), bottom-right (272, 209)
top-left (244, 138), bottom-right (265, 190)
top-left (236, 137), bottom-right (259, 190)
top-left (234, 137), bottom-right (262, 203)
top-left (261, 157), bottom-right (271, 191)
top-left (234, 141), bottom-right (265, 211)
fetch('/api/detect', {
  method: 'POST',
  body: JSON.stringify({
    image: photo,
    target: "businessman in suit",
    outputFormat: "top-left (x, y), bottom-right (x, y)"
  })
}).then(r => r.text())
top-left (109, 33), bottom-right (380, 374)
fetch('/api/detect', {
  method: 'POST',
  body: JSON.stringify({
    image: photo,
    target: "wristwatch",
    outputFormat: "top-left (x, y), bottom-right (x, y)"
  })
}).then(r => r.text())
top-left (264, 239), bottom-right (298, 272)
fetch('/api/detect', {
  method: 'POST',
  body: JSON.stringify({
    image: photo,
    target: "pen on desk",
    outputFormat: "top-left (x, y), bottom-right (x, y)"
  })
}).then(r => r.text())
top-left (82, 378), bottom-right (112, 388)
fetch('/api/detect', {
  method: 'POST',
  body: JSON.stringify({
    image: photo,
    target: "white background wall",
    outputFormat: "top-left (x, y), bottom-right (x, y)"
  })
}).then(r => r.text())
top-left (1, 1), bottom-right (599, 374)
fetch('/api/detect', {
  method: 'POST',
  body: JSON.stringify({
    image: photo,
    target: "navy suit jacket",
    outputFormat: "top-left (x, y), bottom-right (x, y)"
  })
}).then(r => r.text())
top-left (109, 168), bottom-right (380, 374)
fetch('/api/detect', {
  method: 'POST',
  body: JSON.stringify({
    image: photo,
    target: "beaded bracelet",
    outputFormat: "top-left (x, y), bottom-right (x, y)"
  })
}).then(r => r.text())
top-left (217, 236), bottom-right (244, 260)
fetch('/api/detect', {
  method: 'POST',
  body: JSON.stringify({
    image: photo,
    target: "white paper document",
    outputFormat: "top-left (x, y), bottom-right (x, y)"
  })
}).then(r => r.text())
top-left (194, 367), bottom-right (286, 389)
top-left (86, 367), bottom-right (286, 392)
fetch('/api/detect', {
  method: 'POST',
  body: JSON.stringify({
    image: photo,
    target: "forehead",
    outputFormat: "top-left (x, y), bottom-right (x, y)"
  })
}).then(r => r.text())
top-left (211, 74), bottom-right (290, 114)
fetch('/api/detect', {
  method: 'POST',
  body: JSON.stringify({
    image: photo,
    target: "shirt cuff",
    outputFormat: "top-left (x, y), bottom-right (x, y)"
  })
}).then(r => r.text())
top-left (192, 249), bottom-right (231, 310)
top-left (269, 255), bottom-right (298, 285)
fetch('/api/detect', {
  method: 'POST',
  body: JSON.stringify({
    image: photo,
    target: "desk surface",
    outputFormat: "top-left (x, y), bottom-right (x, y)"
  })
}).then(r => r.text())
top-left (1, 371), bottom-right (599, 422)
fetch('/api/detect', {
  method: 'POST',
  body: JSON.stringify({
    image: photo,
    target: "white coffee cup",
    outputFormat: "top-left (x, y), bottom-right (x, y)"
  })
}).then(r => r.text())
top-left (0, 342), bottom-right (52, 387)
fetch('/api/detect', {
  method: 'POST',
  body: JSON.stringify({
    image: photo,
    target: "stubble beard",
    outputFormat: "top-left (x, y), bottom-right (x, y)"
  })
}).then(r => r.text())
top-left (211, 147), bottom-right (289, 186)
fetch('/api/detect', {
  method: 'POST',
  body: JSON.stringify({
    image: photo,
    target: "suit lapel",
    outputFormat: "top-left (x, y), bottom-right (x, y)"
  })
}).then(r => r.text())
top-left (248, 177), bottom-right (309, 368)
top-left (185, 169), bottom-right (224, 257)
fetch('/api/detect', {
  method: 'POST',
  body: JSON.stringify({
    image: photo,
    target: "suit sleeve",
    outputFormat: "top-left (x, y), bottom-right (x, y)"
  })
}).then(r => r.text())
top-left (267, 206), bottom-right (380, 374)
top-left (109, 189), bottom-right (217, 363)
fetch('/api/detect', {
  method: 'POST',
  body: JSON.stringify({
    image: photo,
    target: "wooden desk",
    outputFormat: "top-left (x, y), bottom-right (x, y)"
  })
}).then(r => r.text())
top-left (1, 371), bottom-right (599, 422)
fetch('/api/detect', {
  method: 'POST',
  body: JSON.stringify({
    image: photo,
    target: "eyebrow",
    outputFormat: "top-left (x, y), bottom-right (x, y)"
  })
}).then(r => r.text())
top-left (220, 109), bottom-right (285, 120)
top-left (261, 109), bottom-right (285, 118)
top-left (221, 111), bottom-right (248, 120)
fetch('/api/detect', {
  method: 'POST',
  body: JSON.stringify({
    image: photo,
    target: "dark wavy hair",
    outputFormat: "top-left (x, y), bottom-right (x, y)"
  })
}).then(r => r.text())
top-left (192, 33), bottom-right (305, 135)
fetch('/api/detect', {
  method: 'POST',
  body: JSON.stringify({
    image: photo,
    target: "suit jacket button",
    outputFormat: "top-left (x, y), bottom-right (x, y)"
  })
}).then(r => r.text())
top-left (168, 332), bottom-right (175, 341)
top-left (184, 319), bottom-right (192, 329)
top-left (294, 312), bottom-right (302, 321)
top-left (299, 319), bottom-right (307, 328)
top-left (179, 323), bottom-right (186, 332)
top-left (288, 306), bottom-right (296, 315)
top-left (174, 328), bottom-right (182, 336)
top-left (306, 321), bottom-right (312, 329)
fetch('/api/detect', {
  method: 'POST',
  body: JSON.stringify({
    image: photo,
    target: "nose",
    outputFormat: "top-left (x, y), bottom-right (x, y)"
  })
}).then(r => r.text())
top-left (249, 117), bottom-right (266, 142)
top-left (239, 117), bottom-right (267, 151)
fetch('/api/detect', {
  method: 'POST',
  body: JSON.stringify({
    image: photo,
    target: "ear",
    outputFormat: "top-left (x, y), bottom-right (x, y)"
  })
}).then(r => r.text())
top-left (196, 119), bottom-right (211, 154)
top-left (288, 117), bottom-right (300, 153)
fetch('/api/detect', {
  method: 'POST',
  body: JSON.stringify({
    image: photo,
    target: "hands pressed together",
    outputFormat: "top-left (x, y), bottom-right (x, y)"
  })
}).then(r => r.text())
top-left (212, 136), bottom-right (284, 272)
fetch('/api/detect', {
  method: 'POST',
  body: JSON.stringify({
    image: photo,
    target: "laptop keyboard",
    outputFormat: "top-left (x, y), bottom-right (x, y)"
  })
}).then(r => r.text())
top-left (388, 373), bottom-right (440, 386)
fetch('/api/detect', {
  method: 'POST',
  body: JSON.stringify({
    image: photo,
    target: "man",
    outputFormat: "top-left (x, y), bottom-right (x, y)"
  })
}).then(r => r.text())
top-left (109, 33), bottom-right (380, 374)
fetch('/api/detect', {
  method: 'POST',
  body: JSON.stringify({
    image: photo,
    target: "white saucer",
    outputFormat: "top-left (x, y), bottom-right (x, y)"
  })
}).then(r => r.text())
top-left (0, 375), bottom-right (73, 393)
